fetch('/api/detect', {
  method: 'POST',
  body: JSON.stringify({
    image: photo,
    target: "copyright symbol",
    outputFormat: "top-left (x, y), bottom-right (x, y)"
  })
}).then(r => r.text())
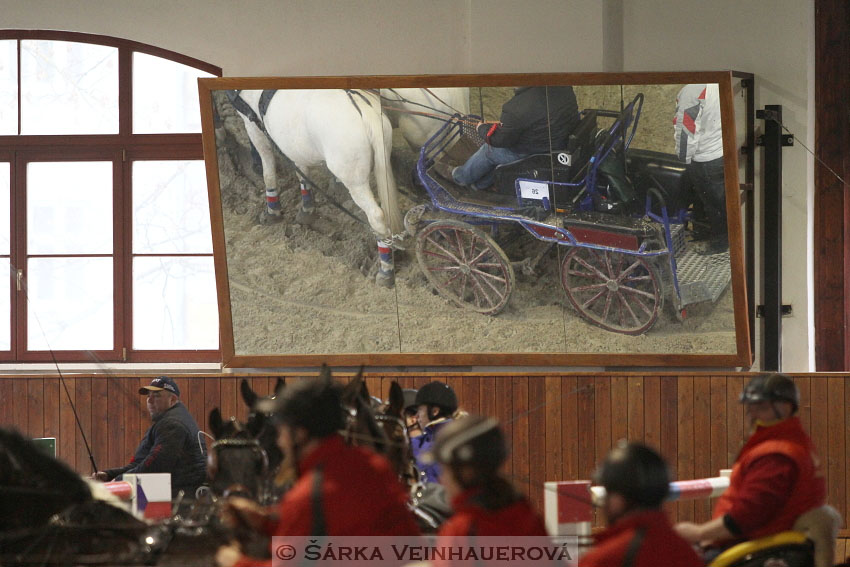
top-left (275, 545), bottom-right (296, 561)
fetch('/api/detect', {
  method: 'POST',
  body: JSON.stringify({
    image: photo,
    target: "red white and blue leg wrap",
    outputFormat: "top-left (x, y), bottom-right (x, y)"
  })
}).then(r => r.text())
top-left (300, 181), bottom-right (315, 213)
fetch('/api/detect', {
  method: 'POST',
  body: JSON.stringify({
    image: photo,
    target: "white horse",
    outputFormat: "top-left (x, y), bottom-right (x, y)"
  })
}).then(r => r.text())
top-left (231, 89), bottom-right (403, 286)
top-left (380, 87), bottom-right (470, 150)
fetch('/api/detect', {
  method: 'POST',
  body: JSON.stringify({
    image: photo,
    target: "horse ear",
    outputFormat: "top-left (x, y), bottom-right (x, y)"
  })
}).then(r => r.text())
top-left (341, 370), bottom-right (363, 405)
top-left (247, 412), bottom-right (265, 437)
top-left (273, 378), bottom-right (285, 398)
top-left (209, 408), bottom-right (224, 439)
top-left (386, 382), bottom-right (404, 417)
top-left (240, 379), bottom-right (258, 409)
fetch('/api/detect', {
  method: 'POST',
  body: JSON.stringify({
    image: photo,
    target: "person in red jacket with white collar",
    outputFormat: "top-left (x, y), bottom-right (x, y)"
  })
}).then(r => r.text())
top-left (216, 375), bottom-right (419, 567)
top-left (675, 373), bottom-right (826, 557)
top-left (581, 442), bottom-right (703, 567)
top-left (426, 415), bottom-right (548, 540)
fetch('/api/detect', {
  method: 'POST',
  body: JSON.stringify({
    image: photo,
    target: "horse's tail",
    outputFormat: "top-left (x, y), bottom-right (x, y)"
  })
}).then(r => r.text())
top-left (366, 108), bottom-right (403, 236)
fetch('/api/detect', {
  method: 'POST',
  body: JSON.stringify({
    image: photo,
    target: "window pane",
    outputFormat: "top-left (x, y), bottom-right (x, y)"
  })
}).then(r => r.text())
top-left (0, 163), bottom-right (9, 255)
top-left (28, 161), bottom-right (113, 254)
top-left (133, 52), bottom-right (214, 134)
top-left (0, 258), bottom-right (9, 350)
top-left (20, 40), bottom-right (118, 135)
top-left (133, 160), bottom-right (212, 253)
top-left (27, 257), bottom-right (113, 350)
top-left (133, 256), bottom-right (218, 350)
top-left (0, 40), bottom-right (16, 135)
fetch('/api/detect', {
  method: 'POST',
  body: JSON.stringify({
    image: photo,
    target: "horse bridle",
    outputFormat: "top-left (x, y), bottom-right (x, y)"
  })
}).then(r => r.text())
top-left (209, 437), bottom-right (270, 498)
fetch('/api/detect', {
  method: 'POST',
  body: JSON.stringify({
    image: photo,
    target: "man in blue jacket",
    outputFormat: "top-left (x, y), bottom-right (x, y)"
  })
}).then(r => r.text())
top-left (93, 376), bottom-right (207, 499)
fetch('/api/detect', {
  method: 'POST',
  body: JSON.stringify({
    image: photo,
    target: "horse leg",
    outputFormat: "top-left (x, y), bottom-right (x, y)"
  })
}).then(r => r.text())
top-left (294, 174), bottom-right (317, 226)
top-left (376, 239), bottom-right (395, 288)
top-left (242, 120), bottom-right (283, 224)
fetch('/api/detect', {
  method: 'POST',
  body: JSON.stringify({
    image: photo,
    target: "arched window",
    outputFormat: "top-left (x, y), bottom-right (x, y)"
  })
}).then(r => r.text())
top-left (0, 31), bottom-right (221, 362)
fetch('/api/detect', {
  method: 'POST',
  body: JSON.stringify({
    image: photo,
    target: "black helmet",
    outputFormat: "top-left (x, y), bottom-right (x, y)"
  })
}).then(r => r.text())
top-left (595, 441), bottom-right (669, 508)
top-left (414, 382), bottom-right (458, 413)
top-left (402, 389), bottom-right (418, 415)
top-left (426, 415), bottom-right (507, 469)
top-left (740, 373), bottom-right (799, 413)
top-left (263, 377), bottom-right (344, 438)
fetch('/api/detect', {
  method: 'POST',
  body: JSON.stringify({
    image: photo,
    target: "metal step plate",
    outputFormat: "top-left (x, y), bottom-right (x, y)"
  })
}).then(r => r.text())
top-left (676, 246), bottom-right (731, 306)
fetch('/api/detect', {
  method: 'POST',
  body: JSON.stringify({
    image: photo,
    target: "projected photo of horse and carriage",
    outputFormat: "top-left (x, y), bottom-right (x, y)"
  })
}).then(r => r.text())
top-left (199, 73), bottom-right (751, 368)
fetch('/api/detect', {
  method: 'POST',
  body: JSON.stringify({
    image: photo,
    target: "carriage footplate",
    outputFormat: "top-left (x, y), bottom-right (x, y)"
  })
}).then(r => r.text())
top-left (675, 246), bottom-right (731, 306)
top-left (561, 211), bottom-right (658, 237)
top-left (427, 164), bottom-right (518, 209)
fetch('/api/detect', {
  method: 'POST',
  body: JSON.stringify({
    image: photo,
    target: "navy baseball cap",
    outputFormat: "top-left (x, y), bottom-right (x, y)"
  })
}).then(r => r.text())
top-left (139, 376), bottom-right (180, 397)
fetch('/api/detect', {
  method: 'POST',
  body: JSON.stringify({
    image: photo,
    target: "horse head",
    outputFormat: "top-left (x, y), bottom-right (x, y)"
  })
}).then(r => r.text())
top-left (207, 407), bottom-right (270, 502)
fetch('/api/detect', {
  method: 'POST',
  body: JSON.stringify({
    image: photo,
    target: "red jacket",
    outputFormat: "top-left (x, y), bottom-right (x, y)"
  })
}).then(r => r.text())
top-left (713, 416), bottom-right (825, 541)
top-left (270, 434), bottom-right (419, 536)
top-left (581, 509), bottom-right (703, 567)
top-left (438, 487), bottom-right (549, 537)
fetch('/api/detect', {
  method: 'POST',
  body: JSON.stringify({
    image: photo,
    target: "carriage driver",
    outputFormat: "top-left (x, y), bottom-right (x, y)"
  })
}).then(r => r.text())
top-left (433, 86), bottom-right (580, 191)
top-left (92, 376), bottom-right (207, 500)
top-left (411, 381), bottom-right (460, 484)
top-left (426, 415), bottom-right (548, 540)
top-left (581, 442), bottom-right (703, 567)
top-left (216, 376), bottom-right (419, 567)
top-left (675, 373), bottom-right (826, 559)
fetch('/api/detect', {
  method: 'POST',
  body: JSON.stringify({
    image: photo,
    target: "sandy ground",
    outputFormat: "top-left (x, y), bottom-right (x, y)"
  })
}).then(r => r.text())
top-left (211, 85), bottom-right (738, 357)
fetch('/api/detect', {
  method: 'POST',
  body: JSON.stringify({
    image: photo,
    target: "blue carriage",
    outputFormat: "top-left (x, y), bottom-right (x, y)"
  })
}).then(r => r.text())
top-left (407, 93), bottom-right (731, 335)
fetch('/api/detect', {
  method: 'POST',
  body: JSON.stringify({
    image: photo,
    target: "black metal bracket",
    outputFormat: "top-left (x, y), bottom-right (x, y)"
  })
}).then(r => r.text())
top-left (756, 134), bottom-right (794, 147)
top-left (756, 305), bottom-right (793, 318)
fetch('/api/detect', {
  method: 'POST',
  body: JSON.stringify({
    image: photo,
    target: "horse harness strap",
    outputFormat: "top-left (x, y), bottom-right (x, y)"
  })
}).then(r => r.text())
top-left (344, 89), bottom-right (374, 118)
top-left (225, 90), bottom-right (277, 133)
top-left (621, 527), bottom-right (646, 567)
top-left (311, 466), bottom-right (327, 536)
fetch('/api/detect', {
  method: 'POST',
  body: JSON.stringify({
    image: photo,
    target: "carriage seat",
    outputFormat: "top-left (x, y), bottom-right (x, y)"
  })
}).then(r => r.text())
top-left (708, 505), bottom-right (841, 567)
top-left (491, 110), bottom-right (599, 195)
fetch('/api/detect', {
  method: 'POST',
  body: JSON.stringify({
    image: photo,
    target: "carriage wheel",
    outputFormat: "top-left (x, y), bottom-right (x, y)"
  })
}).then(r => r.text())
top-left (416, 220), bottom-right (514, 316)
top-left (560, 247), bottom-right (662, 335)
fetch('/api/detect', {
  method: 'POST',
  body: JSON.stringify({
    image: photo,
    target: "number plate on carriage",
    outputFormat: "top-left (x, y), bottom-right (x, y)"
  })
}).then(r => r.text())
top-left (517, 180), bottom-right (550, 201)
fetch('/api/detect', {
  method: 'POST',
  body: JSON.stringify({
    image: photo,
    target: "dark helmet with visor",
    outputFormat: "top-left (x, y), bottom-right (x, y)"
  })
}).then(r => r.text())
top-left (595, 441), bottom-right (670, 508)
top-left (414, 382), bottom-right (458, 414)
top-left (740, 373), bottom-right (799, 413)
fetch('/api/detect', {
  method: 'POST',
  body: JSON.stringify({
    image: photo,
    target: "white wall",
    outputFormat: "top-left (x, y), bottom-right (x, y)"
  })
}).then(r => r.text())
top-left (623, 0), bottom-right (815, 370)
top-left (2, 0), bottom-right (815, 369)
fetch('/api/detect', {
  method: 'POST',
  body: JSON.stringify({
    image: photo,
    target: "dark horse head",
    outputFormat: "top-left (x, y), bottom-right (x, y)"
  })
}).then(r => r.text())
top-left (207, 378), bottom-right (285, 504)
top-left (339, 372), bottom-right (416, 488)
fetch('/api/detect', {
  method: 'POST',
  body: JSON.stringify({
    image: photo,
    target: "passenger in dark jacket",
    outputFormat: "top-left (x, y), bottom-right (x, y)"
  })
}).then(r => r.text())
top-left (94, 376), bottom-right (207, 499)
top-left (443, 86), bottom-right (579, 190)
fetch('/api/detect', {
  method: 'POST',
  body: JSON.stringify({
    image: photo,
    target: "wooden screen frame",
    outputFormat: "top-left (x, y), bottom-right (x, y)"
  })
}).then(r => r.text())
top-left (199, 71), bottom-right (752, 368)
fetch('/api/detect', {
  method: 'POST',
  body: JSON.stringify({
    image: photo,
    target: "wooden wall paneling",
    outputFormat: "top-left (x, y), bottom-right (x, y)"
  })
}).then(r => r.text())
top-left (462, 376), bottom-right (480, 416)
top-left (27, 378), bottom-right (44, 438)
top-left (709, 376), bottom-right (728, 516)
top-left (827, 376), bottom-right (846, 519)
top-left (836, 539), bottom-right (847, 564)
top-left (364, 376), bottom-right (381, 404)
top-left (726, 376), bottom-right (745, 465)
top-left (57, 377), bottom-right (76, 469)
top-left (693, 376), bottom-right (712, 522)
top-left (445, 376), bottom-right (463, 410)
top-left (659, 376), bottom-right (679, 521)
top-left (627, 375), bottom-right (644, 442)
top-left (219, 377), bottom-right (238, 422)
top-left (643, 376), bottom-right (661, 450)
top-left (123, 379), bottom-right (141, 467)
top-left (479, 376), bottom-right (497, 429)
top-left (845, 377), bottom-right (850, 530)
top-left (810, 378), bottom-right (830, 504)
top-left (544, 376), bottom-right (563, 483)
top-left (204, 376), bottom-right (221, 432)
top-left (75, 377), bottom-right (93, 475)
top-left (528, 376), bottom-right (546, 511)
top-left (510, 376), bottom-right (530, 500)
top-left (91, 375), bottom-right (109, 474)
top-left (106, 377), bottom-right (125, 473)
top-left (12, 378), bottom-right (28, 435)
top-left (183, 377), bottom-right (206, 436)
top-left (610, 376), bottom-right (628, 444)
top-left (0, 379), bottom-right (12, 427)
top-left (495, 376), bottom-right (514, 485)
top-left (43, 377), bottom-right (60, 447)
top-left (594, 377), bottom-right (612, 466)
top-left (795, 376), bottom-right (812, 432)
top-left (676, 376), bottom-right (695, 521)
top-left (575, 376), bottom-right (596, 480)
